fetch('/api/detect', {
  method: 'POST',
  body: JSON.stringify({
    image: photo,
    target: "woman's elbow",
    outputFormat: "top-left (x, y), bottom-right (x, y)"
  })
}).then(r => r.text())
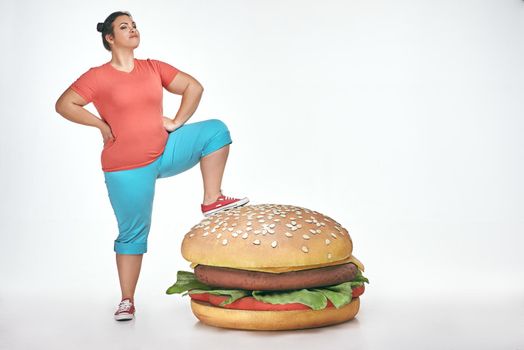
top-left (194, 82), bottom-right (204, 93)
top-left (55, 90), bottom-right (68, 113)
top-left (55, 95), bottom-right (74, 115)
top-left (55, 99), bottom-right (63, 114)
top-left (55, 98), bottom-right (68, 115)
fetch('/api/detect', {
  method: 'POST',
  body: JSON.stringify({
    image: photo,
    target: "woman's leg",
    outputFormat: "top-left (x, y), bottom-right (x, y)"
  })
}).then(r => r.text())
top-left (104, 159), bottom-right (159, 304)
top-left (200, 144), bottom-right (229, 205)
top-left (157, 118), bottom-right (247, 214)
top-left (116, 254), bottom-right (143, 302)
top-left (157, 119), bottom-right (232, 185)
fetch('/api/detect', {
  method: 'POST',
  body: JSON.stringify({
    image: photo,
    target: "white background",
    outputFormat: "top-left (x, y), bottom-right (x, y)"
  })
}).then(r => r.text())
top-left (1, 0), bottom-right (523, 349)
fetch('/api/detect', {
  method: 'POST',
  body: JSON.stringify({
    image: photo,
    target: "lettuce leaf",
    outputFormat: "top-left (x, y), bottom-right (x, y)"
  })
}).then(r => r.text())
top-left (166, 271), bottom-right (214, 295)
top-left (252, 289), bottom-right (328, 310)
top-left (188, 289), bottom-right (251, 306)
top-left (166, 267), bottom-right (369, 310)
top-left (311, 282), bottom-right (353, 309)
top-left (352, 269), bottom-right (369, 284)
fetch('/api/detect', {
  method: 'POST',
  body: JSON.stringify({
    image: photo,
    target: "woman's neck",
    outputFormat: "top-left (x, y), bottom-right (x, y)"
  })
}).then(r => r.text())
top-left (109, 49), bottom-right (135, 70)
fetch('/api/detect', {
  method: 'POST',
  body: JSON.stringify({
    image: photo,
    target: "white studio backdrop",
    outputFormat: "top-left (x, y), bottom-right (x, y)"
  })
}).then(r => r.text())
top-left (0, 0), bottom-right (523, 312)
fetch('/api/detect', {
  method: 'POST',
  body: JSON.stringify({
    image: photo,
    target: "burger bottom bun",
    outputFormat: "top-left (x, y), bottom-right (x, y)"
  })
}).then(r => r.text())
top-left (190, 297), bottom-right (360, 331)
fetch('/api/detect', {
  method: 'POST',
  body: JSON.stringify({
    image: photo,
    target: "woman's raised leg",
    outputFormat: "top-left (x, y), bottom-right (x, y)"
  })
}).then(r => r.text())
top-left (157, 119), bottom-right (248, 215)
top-left (200, 144), bottom-right (229, 205)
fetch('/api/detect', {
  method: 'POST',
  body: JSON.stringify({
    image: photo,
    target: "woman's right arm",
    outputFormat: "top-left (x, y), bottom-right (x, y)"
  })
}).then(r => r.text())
top-left (55, 88), bottom-right (115, 144)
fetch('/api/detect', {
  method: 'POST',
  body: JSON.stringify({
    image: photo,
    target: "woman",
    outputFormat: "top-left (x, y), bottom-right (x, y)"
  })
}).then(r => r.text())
top-left (55, 11), bottom-right (249, 321)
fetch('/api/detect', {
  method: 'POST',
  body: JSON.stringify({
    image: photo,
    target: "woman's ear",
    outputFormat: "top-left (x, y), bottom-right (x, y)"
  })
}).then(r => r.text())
top-left (105, 33), bottom-right (114, 45)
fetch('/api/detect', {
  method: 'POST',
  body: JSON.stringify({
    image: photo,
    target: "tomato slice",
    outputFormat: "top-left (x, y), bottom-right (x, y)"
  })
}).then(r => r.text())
top-left (189, 285), bottom-right (365, 311)
top-left (189, 293), bottom-right (210, 303)
top-left (352, 284), bottom-right (365, 298)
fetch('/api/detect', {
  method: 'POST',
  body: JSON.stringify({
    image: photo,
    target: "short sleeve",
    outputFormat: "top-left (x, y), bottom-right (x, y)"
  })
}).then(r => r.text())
top-left (151, 59), bottom-right (180, 88)
top-left (69, 68), bottom-right (97, 103)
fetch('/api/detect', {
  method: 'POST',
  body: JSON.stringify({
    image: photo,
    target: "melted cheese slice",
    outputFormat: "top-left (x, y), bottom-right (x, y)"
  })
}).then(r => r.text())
top-left (189, 255), bottom-right (365, 274)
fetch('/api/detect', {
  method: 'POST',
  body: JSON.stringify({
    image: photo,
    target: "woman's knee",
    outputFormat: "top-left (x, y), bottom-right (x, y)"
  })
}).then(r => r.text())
top-left (201, 119), bottom-right (233, 157)
top-left (205, 118), bottom-right (229, 134)
top-left (114, 241), bottom-right (148, 254)
top-left (114, 219), bottom-right (151, 254)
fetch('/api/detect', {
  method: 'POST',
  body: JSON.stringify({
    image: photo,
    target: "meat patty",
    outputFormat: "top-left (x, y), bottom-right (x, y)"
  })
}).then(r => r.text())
top-left (194, 263), bottom-right (358, 291)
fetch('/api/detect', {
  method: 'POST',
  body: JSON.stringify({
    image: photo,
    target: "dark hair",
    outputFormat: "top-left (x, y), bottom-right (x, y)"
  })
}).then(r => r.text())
top-left (96, 11), bottom-right (132, 51)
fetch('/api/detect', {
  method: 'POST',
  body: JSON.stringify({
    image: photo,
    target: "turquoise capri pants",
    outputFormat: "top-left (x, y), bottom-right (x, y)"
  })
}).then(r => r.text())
top-left (103, 119), bottom-right (232, 255)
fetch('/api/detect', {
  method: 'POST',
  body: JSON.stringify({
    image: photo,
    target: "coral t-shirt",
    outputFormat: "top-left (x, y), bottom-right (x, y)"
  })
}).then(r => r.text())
top-left (69, 58), bottom-right (179, 172)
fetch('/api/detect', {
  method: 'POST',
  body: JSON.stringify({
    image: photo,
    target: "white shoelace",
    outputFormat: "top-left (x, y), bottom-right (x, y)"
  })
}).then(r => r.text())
top-left (117, 300), bottom-right (133, 312)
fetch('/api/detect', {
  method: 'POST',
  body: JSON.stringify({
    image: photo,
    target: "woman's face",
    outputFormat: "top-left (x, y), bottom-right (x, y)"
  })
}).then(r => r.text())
top-left (107, 15), bottom-right (140, 50)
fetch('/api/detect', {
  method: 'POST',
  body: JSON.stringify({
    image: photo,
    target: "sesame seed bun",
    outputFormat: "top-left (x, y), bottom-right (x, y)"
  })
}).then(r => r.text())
top-left (190, 297), bottom-right (360, 331)
top-left (181, 204), bottom-right (354, 271)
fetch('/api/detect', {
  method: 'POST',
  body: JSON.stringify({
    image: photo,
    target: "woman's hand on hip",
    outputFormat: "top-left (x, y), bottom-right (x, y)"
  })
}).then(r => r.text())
top-left (99, 122), bottom-right (115, 145)
top-left (163, 116), bottom-right (182, 132)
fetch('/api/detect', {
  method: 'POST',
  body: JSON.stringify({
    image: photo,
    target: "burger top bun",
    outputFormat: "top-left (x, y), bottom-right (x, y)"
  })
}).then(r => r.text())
top-left (181, 204), bottom-right (355, 271)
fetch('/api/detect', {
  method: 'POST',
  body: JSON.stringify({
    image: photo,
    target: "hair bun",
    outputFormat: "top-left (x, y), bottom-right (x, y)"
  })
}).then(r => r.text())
top-left (96, 22), bottom-right (104, 33)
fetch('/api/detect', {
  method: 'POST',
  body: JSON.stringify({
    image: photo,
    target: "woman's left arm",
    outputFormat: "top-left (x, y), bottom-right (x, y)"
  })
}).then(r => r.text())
top-left (163, 71), bottom-right (204, 130)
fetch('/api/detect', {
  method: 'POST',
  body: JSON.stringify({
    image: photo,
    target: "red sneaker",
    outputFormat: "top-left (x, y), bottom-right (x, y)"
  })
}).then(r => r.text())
top-left (114, 298), bottom-right (135, 321)
top-left (201, 194), bottom-right (249, 216)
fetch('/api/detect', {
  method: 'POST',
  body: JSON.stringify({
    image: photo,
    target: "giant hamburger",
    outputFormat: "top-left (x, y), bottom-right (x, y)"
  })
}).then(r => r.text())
top-left (166, 204), bottom-right (369, 331)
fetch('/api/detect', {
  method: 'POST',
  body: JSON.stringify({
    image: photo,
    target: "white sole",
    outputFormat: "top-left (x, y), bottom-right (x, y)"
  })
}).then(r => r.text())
top-left (114, 313), bottom-right (134, 321)
top-left (203, 198), bottom-right (249, 217)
